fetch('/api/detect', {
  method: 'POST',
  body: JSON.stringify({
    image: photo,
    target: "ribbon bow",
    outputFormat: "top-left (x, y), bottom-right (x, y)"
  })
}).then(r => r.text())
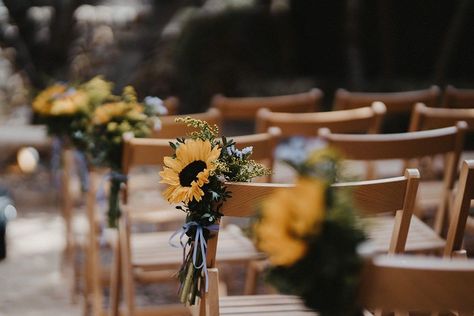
top-left (169, 221), bottom-right (220, 292)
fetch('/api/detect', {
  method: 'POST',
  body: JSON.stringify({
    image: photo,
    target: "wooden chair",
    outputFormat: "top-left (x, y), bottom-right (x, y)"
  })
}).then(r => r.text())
top-left (211, 89), bottom-right (323, 134)
top-left (152, 108), bottom-right (223, 139)
top-left (409, 102), bottom-right (474, 131)
top-left (202, 255), bottom-right (474, 316)
top-left (196, 170), bottom-right (422, 315)
top-left (444, 160), bottom-right (474, 258)
top-left (442, 85), bottom-right (474, 108)
top-left (110, 129), bottom-right (282, 316)
top-left (409, 102), bottom-right (474, 161)
top-left (256, 101), bottom-right (386, 136)
top-left (319, 123), bottom-right (467, 242)
top-left (333, 86), bottom-right (441, 132)
top-left (358, 255), bottom-right (474, 315)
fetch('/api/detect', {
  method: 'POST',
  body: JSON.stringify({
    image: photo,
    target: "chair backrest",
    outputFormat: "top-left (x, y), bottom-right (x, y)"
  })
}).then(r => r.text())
top-left (211, 88), bottom-right (323, 121)
top-left (333, 86), bottom-right (441, 133)
top-left (358, 255), bottom-right (474, 313)
top-left (122, 128), bottom-right (282, 202)
top-left (151, 108), bottom-right (223, 138)
top-left (333, 86), bottom-right (441, 114)
top-left (442, 85), bottom-right (474, 108)
top-left (444, 160), bottom-right (474, 257)
top-left (255, 101), bottom-right (386, 136)
top-left (409, 102), bottom-right (474, 131)
top-left (319, 123), bottom-right (467, 234)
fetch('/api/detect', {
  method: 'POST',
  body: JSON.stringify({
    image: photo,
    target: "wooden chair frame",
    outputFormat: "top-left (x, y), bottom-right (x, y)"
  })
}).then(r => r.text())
top-left (333, 86), bottom-right (440, 114)
top-left (151, 108), bottom-right (222, 139)
top-left (198, 170), bottom-right (421, 316)
top-left (319, 123), bottom-right (467, 235)
top-left (358, 255), bottom-right (474, 315)
top-left (255, 101), bottom-right (386, 136)
top-left (444, 160), bottom-right (474, 258)
top-left (111, 129), bottom-right (282, 315)
top-left (409, 102), bottom-right (474, 131)
top-left (442, 85), bottom-right (474, 108)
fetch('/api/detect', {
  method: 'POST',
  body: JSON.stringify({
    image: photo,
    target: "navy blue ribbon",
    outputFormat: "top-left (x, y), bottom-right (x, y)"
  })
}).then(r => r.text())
top-left (169, 221), bottom-right (220, 292)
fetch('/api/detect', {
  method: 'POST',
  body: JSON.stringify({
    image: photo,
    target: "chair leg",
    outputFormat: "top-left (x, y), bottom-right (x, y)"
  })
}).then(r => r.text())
top-left (244, 261), bottom-right (260, 295)
top-left (109, 237), bottom-right (121, 316)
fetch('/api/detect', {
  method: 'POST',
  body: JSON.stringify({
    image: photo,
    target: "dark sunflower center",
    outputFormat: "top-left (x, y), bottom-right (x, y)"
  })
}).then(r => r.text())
top-left (179, 160), bottom-right (207, 187)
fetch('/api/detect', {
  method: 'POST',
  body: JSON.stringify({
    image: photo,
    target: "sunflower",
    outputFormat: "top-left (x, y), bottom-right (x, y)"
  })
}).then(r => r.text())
top-left (255, 177), bottom-right (326, 266)
top-left (159, 139), bottom-right (221, 204)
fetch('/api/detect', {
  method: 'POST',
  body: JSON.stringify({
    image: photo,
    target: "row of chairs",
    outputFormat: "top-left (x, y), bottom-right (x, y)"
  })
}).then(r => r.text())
top-left (59, 94), bottom-right (474, 315)
top-left (115, 124), bottom-right (472, 315)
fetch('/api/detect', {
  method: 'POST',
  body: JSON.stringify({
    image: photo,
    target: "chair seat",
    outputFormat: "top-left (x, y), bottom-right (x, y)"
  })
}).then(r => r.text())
top-left (367, 215), bottom-right (445, 253)
top-left (131, 225), bottom-right (264, 270)
top-left (219, 294), bottom-right (315, 315)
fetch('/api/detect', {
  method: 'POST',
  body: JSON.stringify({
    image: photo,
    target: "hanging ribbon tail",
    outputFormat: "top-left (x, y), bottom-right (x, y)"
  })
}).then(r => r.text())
top-left (169, 221), bottom-right (220, 293)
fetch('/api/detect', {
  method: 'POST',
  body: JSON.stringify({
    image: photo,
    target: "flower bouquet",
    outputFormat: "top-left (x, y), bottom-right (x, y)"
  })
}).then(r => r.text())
top-left (253, 149), bottom-right (367, 316)
top-left (160, 117), bottom-right (270, 305)
top-left (88, 86), bottom-right (161, 227)
top-left (32, 76), bottom-right (112, 149)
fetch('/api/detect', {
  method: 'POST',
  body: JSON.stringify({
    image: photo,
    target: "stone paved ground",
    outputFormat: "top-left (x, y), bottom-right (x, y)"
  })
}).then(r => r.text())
top-left (0, 209), bottom-right (81, 316)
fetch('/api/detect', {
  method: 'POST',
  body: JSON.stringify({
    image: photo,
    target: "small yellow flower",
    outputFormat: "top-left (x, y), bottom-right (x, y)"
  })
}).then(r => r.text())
top-left (32, 84), bottom-right (67, 115)
top-left (255, 178), bottom-right (326, 266)
top-left (159, 139), bottom-right (221, 204)
top-left (33, 84), bottom-right (89, 116)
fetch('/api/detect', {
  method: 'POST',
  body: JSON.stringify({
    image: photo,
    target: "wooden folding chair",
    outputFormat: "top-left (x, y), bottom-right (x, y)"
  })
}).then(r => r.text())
top-left (333, 86), bottom-right (440, 132)
top-left (358, 255), bottom-right (474, 316)
top-left (442, 85), bottom-right (474, 108)
top-left (211, 89), bottom-right (323, 134)
top-left (59, 148), bottom-right (94, 306)
top-left (111, 129), bottom-right (282, 316)
top-left (195, 170), bottom-right (422, 315)
top-left (409, 102), bottom-right (474, 176)
top-left (152, 108), bottom-right (222, 138)
top-left (409, 102), bottom-right (474, 131)
top-left (444, 160), bottom-right (474, 257)
top-left (255, 101), bottom-right (386, 136)
top-left (202, 255), bottom-right (474, 316)
top-left (319, 123), bottom-right (467, 244)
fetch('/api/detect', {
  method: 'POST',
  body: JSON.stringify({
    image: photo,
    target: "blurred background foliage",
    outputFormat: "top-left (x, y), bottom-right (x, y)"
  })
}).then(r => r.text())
top-left (0, 0), bottom-right (472, 117)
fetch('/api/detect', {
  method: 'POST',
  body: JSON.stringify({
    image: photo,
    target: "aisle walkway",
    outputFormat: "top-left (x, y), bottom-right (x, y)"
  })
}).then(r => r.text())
top-left (0, 209), bottom-right (80, 316)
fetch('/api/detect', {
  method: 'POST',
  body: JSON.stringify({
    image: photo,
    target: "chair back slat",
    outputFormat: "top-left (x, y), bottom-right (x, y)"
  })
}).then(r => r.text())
top-left (359, 255), bottom-right (474, 312)
top-left (122, 138), bottom-right (174, 175)
top-left (152, 108), bottom-right (222, 138)
top-left (256, 102), bottom-right (386, 136)
top-left (442, 85), bottom-right (474, 108)
top-left (334, 176), bottom-right (407, 215)
top-left (333, 86), bottom-right (440, 114)
top-left (410, 102), bottom-right (474, 131)
top-left (319, 124), bottom-right (466, 160)
top-left (211, 89), bottom-right (323, 120)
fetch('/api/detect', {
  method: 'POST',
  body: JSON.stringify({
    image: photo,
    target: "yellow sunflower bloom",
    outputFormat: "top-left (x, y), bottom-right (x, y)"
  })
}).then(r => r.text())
top-left (159, 139), bottom-right (221, 204)
top-left (255, 178), bottom-right (326, 266)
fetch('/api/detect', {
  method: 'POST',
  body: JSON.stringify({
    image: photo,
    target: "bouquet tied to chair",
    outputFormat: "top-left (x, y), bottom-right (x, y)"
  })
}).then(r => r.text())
top-left (161, 118), bottom-right (270, 305)
top-left (253, 149), bottom-right (367, 316)
top-left (88, 86), bottom-right (164, 227)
